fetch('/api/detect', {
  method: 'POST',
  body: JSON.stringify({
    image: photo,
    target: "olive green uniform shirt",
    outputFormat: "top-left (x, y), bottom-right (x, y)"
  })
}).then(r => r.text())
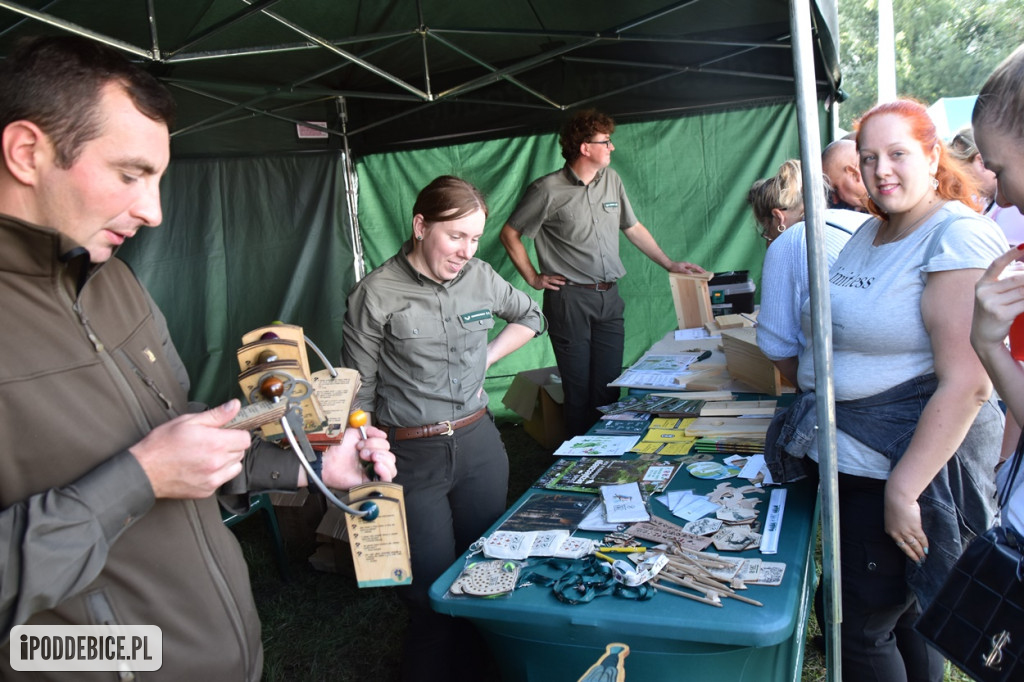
top-left (342, 240), bottom-right (544, 427)
top-left (505, 165), bottom-right (639, 283)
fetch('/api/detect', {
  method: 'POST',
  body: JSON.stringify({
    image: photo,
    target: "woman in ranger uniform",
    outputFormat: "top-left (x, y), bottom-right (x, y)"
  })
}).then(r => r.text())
top-left (342, 175), bottom-right (544, 682)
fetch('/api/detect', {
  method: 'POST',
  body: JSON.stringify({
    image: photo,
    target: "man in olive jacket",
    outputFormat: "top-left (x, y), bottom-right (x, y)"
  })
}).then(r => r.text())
top-left (0, 36), bottom-right (395, 680)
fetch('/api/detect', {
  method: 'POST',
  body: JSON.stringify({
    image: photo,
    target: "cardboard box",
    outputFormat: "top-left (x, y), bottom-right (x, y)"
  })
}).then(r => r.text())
top-left (310, 505), bottom-right (355, 576)
top-left (502, 367), bottom-right (566, 449)
top-left (268, 488), bottom-right (327, 562)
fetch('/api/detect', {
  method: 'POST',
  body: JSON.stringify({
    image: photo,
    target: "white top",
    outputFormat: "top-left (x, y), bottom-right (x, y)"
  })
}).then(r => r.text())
top-left (756, 208), bottom-right (867, 361)
top-left (988, 202), bottom-right (1024, 247)
top-left (998, 455), bottom-right (1024, 535)
top-left (796, 201), bottom-right (1007, 478)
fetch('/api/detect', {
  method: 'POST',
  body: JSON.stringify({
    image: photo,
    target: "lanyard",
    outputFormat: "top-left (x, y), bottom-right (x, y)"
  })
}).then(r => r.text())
top-left (518, 556), bottom-right (655, 604)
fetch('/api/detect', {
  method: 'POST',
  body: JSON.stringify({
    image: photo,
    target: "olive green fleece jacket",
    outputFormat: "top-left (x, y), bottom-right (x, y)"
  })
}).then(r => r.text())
top-left (0, 215), bottom-right (301, 681)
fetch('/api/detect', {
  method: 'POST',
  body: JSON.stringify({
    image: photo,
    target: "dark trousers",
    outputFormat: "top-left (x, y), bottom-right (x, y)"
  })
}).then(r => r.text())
top-left (835, 473), bottom-right (945, 682)
top-left (390, 415), bottom-right (509, 682)
top-left (544, 284), bottom-right (625, 437)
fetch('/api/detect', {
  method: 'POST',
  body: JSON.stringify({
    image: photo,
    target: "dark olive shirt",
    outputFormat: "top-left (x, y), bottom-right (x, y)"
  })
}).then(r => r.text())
top-left (505, 165), bottom-right (639, 283)
top-left (342, 240), bottom-right (544, 427)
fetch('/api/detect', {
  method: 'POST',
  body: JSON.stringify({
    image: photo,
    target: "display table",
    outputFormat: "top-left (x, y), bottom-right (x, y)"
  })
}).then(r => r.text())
top-left (428, 453), bottom-right (818, 681)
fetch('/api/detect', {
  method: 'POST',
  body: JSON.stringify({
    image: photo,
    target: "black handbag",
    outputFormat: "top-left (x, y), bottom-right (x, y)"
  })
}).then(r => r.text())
top-left (914, 439), bottom-right (1024, 681)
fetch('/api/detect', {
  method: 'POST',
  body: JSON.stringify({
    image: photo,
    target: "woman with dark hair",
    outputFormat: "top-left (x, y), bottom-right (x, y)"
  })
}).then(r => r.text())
top-left (776, 99), bottom-right (1005, 681)
top-left (342, 175), bottom-right (544, 682)
top-left (971, 43), bottom-right (1024, 532)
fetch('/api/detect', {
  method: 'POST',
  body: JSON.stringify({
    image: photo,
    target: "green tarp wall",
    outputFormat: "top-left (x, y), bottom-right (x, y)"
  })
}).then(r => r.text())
top-left (120, 99), bottom-right (816, 418)
top-left (119, 154), bottom-right (358, 403)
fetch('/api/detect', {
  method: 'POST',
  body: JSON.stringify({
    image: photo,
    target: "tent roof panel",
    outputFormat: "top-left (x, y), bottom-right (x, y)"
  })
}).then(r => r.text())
top-left (0, 0), bottom-right (840, 156)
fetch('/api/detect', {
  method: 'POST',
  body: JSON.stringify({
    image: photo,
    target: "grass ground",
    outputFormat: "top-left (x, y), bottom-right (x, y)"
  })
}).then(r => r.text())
top-left (233, 418), bottom-right (972, 681)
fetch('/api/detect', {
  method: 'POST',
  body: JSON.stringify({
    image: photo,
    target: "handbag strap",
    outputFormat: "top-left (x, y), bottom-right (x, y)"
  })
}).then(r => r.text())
top-left (998, 426), bottom-right (1024, 510)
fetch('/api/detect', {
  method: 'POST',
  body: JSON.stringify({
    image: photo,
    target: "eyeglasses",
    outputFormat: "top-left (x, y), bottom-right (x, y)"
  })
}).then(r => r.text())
top-left (950, 132), bottom-right (976, 156)
top-left (586, 138), bottom-right (613, 148)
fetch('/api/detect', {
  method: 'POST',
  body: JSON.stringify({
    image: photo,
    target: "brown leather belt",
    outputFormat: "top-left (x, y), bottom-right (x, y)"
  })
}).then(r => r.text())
top-left (386, 407), bottom-right (488, 441)
top-left (564, 280), bottom-right (616, 291)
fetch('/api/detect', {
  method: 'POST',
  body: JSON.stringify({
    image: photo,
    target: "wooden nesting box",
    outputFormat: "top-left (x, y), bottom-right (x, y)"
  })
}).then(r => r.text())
top-left (668, 271), bottom-right (714, 329)
top-left (720, 327), bottom-right (784, 396)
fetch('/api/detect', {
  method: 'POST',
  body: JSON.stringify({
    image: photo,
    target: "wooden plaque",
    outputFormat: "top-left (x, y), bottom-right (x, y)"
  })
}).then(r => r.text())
top-left (344, 482), bottom-right (413, 588)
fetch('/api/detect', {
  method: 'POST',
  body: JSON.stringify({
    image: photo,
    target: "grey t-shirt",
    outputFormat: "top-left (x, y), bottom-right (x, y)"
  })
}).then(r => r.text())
top-left (796, 201), bottom-right (1007, 477)
top-left (506, 165), bottom-right (639, 284)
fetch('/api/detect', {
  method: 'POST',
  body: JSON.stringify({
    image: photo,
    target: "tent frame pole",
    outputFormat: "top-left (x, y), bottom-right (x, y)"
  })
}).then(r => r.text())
top-left (337, 96), bottom-right (365, 282)
top-left (789, 0), bottom-right (842, 679)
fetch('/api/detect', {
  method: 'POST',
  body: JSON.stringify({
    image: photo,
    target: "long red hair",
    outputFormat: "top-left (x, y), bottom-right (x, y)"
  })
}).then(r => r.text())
top-left (854, 99), bottom-right (982, 220)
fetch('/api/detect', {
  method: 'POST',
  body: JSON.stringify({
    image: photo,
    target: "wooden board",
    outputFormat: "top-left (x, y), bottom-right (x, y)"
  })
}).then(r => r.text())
top-left (720, 328), bottom-right (784, 396)
top-left (700, 400), bottom-right (777, 417)
top-left (669, 272), bottom-right (714, 330)
top-left (651, 390), bottom-right (735, 402)
top-left (684, 416), bottom-right (771, 438)
top-left (714, 313), bottom-right (755, 330)
top-left (241, 323), bottom-right (317, 377)
top-left (680, 369), bottom-right (732, 391)
top-left (343, 482), bottom-right (413, 588)
top-left (236, 338), bottom-right (303, 372)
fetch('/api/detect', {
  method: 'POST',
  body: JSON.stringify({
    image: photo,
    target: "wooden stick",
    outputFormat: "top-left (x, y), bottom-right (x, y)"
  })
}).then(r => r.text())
top-left (680, 575), bottom-right (763, 607)
top-left (652, 581), bottom-right (722, 607)
top-left (662, 562), bottom-right (718, 583)
top-left (721, 591), bottom-right (763, 607)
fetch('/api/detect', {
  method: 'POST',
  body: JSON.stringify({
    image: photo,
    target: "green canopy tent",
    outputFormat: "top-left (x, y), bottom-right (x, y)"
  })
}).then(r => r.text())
top-left (0, 0), bottom-right (844, 406)
top-left (0, 3), bottom-right (847, 676)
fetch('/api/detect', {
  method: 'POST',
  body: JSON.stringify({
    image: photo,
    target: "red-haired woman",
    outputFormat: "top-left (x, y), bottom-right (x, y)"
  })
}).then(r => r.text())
top-left (777, 99), bottom-right (1006, 681)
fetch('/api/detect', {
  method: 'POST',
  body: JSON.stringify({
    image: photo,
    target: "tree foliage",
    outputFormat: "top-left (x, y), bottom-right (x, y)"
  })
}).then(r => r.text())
top-left (837, 0), bottom-right (1024, 129)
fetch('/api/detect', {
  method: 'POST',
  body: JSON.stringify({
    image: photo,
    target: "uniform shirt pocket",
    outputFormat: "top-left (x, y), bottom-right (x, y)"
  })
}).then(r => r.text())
top-left (387, 313), bottom-right (445, 383)
top-left (455, 312), bottom-right (494, 387)
top-left (551, 203), bottom-right (576, 228)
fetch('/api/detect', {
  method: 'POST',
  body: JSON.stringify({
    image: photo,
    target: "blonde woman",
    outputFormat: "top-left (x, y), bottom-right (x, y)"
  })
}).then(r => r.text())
top-left (751, 159), bottom-right (866, 386)
top-left (949, 125), bottom-right (1024, 246)
top-left (747, 158), bottom-right (805, 244)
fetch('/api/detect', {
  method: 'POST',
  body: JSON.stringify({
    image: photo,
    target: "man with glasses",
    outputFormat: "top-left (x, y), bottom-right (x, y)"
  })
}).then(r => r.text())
top-left (500, 108), bottom-right (705, 437)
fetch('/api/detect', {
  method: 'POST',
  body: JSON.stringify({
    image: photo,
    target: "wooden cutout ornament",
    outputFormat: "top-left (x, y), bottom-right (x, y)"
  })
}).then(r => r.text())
top-left (711, 526), bottom-right (761, 552)
top-left (625, 516), bottom-right (713, 552)
top-left (716, 507), bottom-right (758, 523)
top-left (450, 560), bottom-right (519, 596)
top-left (683, 517), bottom-right (723, 536)
top-left (707, 482), bottom-right (764, 509)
